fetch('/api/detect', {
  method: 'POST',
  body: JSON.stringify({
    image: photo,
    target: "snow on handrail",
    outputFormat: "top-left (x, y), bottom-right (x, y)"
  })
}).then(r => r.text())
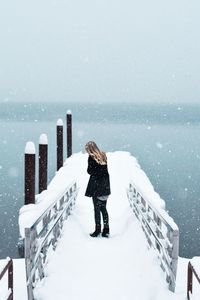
top-left (24, 181), bottom-right (79, 300)
top-left (127, 181), bottom-right (179, 292)
top-left (0, 258), bottom-right (13, 300)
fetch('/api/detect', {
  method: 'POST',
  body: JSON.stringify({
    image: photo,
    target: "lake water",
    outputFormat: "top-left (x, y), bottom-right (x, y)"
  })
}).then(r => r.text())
top-left (1, 102), bottom-right (200, 259)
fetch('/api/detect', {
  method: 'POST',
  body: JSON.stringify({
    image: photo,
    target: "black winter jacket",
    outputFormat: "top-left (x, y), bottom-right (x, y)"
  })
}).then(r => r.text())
top-left (85, 155), bottom-right (111, 198)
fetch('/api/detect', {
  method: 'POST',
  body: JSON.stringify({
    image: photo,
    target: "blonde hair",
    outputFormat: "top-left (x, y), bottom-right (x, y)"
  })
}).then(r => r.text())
top-left (85, 141), bottom-right (107, 165)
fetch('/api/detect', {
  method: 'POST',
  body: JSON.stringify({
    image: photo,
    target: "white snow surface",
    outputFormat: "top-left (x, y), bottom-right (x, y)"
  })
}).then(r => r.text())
top-left (25, 141), bottom-right (35, 154)
top-left (17, 151), bottom-right (188, 300)
top-left (13, 259), bottom-right (27, 300)
top-left (39, 133), bottom-right (48, 145)
top-left (57, 118), bottom-right (63, 126)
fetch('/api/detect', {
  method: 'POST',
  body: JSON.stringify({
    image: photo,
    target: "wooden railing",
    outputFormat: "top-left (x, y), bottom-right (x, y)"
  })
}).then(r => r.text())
top-left (0, 258), bottom-right (13, 300)
top-left (187, 261), bottom-right (200, 299)
top-left (25, 181), bottom-right (78, 300)
top-left (127, 181), bottom-right (179, 292)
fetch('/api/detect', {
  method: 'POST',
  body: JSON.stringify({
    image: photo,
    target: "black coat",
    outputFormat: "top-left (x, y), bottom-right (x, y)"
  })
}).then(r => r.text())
top-left (85, 155), bottom-right (111, 198)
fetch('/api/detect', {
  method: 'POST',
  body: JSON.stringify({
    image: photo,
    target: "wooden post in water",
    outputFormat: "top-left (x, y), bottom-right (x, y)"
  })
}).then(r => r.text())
top-left (66, 110), bottom-right (72, 157)
top-left (25, 141), bottom-right (36, 205)
top-left (39, 134), bottom-right (48, 193)
top-left (57, 119), bottom-right (63, 170)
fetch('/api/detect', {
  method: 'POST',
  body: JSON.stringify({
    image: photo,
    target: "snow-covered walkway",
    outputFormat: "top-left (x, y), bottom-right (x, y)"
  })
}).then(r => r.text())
top-left (32, 152), bottom-right (186, 300)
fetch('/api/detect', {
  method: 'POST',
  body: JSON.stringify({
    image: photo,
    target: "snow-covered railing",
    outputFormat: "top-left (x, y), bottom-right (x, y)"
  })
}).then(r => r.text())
top-left (24, 181), bottom-right (78, 300)
top-left (0, 258), bottom-right (13, 300)
top-left (127, 181), bottom-right (179, 292)
top-left (187, 261), bottom-right (200, 299)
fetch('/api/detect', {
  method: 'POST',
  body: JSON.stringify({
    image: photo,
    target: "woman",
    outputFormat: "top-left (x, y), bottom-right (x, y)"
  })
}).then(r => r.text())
top-left (85, 141), bottom-right (111, 238)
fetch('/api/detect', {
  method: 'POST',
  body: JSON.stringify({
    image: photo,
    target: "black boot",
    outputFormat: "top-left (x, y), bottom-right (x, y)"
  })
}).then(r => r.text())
top-left (102, 226), bottom-right (109, 238)
top-left (90, 225), bottom-right (101, 237)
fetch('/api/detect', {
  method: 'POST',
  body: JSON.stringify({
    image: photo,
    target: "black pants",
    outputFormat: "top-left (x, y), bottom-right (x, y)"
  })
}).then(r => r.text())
top-left (92, 197), bottom-right (109, 227)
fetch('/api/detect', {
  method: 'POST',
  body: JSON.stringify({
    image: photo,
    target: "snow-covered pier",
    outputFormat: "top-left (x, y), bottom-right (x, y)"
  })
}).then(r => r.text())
top-left (1, 113), bottom-right (199, 300)
top-left (9, 151), bottom-right (194, 300)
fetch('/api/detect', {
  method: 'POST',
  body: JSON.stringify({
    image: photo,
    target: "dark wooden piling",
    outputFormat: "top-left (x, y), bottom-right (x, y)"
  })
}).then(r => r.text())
top-left (57, 119), bottom-right (63, 170)
top-left (66, 110), bottom-right (72, 157)
top-left (25, 142), bottom-right (36, 205)
top-left (39, 134), bottom-right (48, 193)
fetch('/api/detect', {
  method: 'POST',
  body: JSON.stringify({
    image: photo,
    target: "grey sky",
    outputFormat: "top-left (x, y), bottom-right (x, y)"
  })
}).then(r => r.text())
top-left (0, 0), bottom-right (200, 104)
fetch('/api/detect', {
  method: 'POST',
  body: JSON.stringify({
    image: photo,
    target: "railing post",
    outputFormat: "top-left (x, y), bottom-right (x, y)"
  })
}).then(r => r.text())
top-left (170, 229), bottom-right (179, 292)
top-left (39, 134), bottom-right (48, 193)
top-left (8, 260), bottom-right (13, 297)
top-left (57, 119), bottom-right (63, 170)
top-left (66, 110), bottom-right (72, 158)
top-left (25, 142), bottom-right (36, 205)
top-left (187, 262), bottom-right (193, 299)
top-left (25, 228), bottom-right (34, 300)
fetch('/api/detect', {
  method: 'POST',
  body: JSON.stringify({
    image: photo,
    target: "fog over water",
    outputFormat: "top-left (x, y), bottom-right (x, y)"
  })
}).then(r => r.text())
top-left (0, 0), bottom-right (200, 104)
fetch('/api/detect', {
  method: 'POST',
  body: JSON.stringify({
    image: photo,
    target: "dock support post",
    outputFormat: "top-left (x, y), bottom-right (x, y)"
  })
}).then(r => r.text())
top-left (25, 141), bottom-right (36, 205)
top-left (39, 134), bottom-right (48, 193)
top-left (57, 119), bottom-right (63, 170)
top-left (66, 110), bottom-right (72, 158)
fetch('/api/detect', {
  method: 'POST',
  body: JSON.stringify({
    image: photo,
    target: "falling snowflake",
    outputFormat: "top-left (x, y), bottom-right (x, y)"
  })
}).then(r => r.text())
top-left (156, 142), bottom-right (163, 149)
